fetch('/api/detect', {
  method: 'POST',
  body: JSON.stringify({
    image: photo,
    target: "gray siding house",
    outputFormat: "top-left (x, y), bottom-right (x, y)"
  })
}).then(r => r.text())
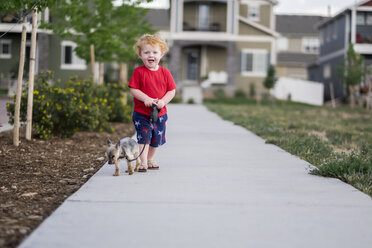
top-left (308, 0), bottom-right (372, 101)
top-left (0, 11), bottom-right (91, 92)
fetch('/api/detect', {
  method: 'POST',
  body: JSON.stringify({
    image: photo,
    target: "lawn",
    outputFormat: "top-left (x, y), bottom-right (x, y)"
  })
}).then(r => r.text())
top-left (205, 99), bottom-right (372, 197)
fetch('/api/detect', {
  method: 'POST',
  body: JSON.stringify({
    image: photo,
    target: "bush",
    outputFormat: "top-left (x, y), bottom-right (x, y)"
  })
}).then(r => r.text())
top-left (234, 89), bottom-right (246, 98)
top-left (249, 83), bottom-right (256, 98)
top-left (7, 71), bottom-right (132, 139)
top-left (213, 88), bottom-right (226, 99)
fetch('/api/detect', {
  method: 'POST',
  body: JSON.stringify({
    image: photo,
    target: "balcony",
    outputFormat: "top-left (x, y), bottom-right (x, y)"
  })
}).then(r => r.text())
top-left (182, 1), bottom-right (227, 32)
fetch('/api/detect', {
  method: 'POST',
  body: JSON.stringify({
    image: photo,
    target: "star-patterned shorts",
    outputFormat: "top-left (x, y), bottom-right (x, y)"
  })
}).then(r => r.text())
top-left (132, 111), bottom-right (168, 147)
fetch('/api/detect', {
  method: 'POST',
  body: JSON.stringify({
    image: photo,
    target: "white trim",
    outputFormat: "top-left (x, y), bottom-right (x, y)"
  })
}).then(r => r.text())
top-left (241, 48), bottom-right (269, 77)
top-left (351, 6), bottom-right (356, 44)
top-left (60, 40), bottom-right (87, 70)
top-left (357, 6), bottom-right (372, 11)
top-left (227, 0), bottom-right (239, 35)
top-left (169, 31), bottom-right (276, 42)
top-left (44, 8), bottom-right (50, 23)
top-left (345, 12), bottom-right (350, 51)
top-left (270, 4), bottom-right (275, 30)
top-left (0, 39), bottom-right (12, 59)
top-left (354, 43), bottom-right (372, 54)
top-left (239, 16), bottom-right (279, 37)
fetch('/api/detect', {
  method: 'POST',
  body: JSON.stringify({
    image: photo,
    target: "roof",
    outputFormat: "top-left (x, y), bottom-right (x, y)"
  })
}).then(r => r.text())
top-left (276, 15), bottom-right (327, 35)
top-left (317, 0), bottom-right (372, 28)
top-left (145, 9), bottom-right (170, 30)
top-left (277, 52), bottom-right (318, 66)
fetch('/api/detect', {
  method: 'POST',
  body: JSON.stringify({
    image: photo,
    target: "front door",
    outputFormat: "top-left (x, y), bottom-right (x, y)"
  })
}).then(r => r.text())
top-left (186, 50), bottom-right (200, 81)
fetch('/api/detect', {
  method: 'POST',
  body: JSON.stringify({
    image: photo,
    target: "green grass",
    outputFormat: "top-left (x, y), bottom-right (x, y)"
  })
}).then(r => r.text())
top-left (205, 99), bottom-right (372, 197)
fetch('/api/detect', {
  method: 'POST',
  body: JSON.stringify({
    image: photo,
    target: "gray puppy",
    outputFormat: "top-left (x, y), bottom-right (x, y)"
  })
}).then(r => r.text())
top-left (106, 138), bottom-right (141, 176)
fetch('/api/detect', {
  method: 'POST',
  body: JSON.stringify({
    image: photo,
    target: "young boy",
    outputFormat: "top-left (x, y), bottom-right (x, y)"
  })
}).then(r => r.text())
top-left (128, 34), bottom-right (176, 172)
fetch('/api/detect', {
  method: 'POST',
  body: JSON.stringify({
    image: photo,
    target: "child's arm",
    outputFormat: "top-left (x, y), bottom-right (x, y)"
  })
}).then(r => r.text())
top-left (130, 88), bottom-right (157, 107)
top-left (156, 89), bottom-right (176, 109)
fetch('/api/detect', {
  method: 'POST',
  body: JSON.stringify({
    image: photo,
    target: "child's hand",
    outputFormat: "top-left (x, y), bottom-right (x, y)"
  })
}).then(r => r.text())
top-left (144, 98), bottom-right (156, 107)
top-left (155, 99), bottom-right (165, 109)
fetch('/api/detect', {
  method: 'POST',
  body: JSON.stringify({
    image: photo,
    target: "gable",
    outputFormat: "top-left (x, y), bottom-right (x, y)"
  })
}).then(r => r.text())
top-left (239, 21), bottom-right (270, 36)
top-left (361, 0), bottom-right (372, 6)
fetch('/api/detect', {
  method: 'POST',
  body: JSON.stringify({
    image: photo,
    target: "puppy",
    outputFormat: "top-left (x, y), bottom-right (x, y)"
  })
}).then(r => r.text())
top-left (106, 138), bottom-right (141, 176)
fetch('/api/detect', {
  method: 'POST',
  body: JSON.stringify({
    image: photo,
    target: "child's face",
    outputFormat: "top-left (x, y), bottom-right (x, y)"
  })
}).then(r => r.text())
top-left (139, 44), bottom-right (163, 70)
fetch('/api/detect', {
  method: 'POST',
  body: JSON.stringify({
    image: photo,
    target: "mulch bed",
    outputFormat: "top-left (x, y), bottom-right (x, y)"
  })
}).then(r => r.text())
top-left (0, 123), bottom-right (134, 248)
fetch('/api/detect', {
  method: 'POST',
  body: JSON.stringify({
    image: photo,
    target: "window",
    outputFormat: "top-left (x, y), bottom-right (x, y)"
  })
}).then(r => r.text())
top-left (198, 4), bottom-right (210, 31)
top-left (367, 13), bottom-right (372, 25)
top-left (357, 13), bottom-right (365, 25)
top-left (241, 49), bottom-right (268, 77)
top-left (277, 37), bottom-right (288, 51)
top-left (248, 4), bottom-right (260, 21)
top-left (302, 37), bottom-right (319, 53)
top-left (61, 41), bottom-right (86, 70)
top-left (323, 64), bottom-right (331, 79)
top-left (0, 39), bottom-right (12, 59)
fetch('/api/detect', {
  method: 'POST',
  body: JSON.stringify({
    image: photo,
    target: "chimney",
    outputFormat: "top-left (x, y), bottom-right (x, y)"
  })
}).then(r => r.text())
top-left (328, 5), bottom-right (331, 17)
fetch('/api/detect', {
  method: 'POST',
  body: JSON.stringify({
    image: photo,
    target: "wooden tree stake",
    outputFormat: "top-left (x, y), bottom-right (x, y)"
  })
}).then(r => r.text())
top-left (13, 14), bottom-right (27, 146)
top-left (26, 10), bottom-right (38, 140)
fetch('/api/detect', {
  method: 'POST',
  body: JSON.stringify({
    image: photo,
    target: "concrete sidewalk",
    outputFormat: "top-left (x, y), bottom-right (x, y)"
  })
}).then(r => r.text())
top-left (19, 104), bottom-right (372, 248)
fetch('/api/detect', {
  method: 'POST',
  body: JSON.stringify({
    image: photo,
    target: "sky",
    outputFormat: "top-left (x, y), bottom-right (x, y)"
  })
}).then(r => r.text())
top-left (139, 0), bottom-right (360, 16)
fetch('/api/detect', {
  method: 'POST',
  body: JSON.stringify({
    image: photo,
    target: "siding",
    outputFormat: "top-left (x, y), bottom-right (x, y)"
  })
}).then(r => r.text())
top-left (206, 46), bottom-right (226, 73)
top-left (49, 35), bottom-right (90, 83)
top-left (239, 22), bottom-right (269, 36)
top-left (0, 33), bottom-right (31, 77)
top-left (320, 14), bottom-right (347, 56)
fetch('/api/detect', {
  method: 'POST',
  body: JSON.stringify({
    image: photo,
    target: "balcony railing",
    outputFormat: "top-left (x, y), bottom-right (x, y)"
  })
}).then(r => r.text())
top-left (183, 21), bottom-right (223, 32)
top-left (356, 33), bottom-right (372, 44)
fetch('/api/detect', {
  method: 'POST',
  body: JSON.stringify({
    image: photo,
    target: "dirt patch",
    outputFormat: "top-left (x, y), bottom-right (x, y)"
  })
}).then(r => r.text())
top-left (0, 123), bottom-right (134, 248)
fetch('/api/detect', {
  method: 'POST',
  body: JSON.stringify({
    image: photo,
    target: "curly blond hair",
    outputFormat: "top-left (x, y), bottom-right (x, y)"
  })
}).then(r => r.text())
top-left (134, 34), bottom-right (169, 56)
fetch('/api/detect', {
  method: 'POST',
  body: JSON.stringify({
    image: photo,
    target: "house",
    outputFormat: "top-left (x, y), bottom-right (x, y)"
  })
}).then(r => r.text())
top-left (308, 0), bottom-right (372, 101)
top-left (153, 0), bottom-right (279, 97)
top-left (275, 14), bottom-right (326, 80)
top-left (0, 10), bottom-right (91, 93)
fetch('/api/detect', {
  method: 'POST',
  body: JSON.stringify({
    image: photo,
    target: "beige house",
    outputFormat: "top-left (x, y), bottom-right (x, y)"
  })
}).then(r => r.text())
top-left (151, 0), bottom-right (279, 96)
top-left (275, 15), bottom-right (326, 80)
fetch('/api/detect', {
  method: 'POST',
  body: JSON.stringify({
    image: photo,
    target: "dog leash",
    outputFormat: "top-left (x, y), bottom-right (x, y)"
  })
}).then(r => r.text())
top-left (119, 144), bottom-right (146, 162)
top-left (118, 105), bottom-right (160, 162)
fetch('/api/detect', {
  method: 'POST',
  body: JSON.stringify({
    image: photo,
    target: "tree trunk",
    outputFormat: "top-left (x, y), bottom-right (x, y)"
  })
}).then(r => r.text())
top-left (98, 62), bottom-right (104, 85)
top-left (349, 85), bottom-right (355, 108)
top-left (13, 14), bottom-right (27, 146)
top-left (26, 10), bottom-right (38, 140)
top-left (119, 62), bottom-right (127, 85)
top-left (90, 44), bottom-right (95, 81)
top-left (329, 81), bottom-right (336, 108)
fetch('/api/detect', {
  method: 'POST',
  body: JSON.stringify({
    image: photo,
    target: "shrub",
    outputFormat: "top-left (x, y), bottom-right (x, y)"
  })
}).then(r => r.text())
top-left (249, 83), bottom-right (256, 98)
top-left (234, 89), bottom-right (246, 98)
top-left (7, 71), bottom-right (131, 139)
top-left (213, 88), bottom-right (226, 99)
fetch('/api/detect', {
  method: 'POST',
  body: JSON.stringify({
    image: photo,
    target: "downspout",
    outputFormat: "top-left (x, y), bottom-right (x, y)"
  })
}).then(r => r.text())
top-left (351, 5), bottom-right (356, 44)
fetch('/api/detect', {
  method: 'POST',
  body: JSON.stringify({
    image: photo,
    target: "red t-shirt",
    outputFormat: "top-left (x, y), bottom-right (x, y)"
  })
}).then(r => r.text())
top-left (129, 65), bottom-right (177, 116)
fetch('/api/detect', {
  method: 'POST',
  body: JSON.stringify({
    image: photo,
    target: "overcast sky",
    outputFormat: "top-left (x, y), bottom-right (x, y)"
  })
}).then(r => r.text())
top-left (139, 0), bottom-right (359, 16)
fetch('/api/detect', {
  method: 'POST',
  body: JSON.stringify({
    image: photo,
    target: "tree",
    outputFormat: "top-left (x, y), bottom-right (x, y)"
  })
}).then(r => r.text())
top-left (337, 43), bottom-right (366, 108)
top-left (263, 64), bottom-right (277, 101)
top-left (0, 0), bottom-right (56, 145)
top-left (42, 0), bottom-right (153, 84)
